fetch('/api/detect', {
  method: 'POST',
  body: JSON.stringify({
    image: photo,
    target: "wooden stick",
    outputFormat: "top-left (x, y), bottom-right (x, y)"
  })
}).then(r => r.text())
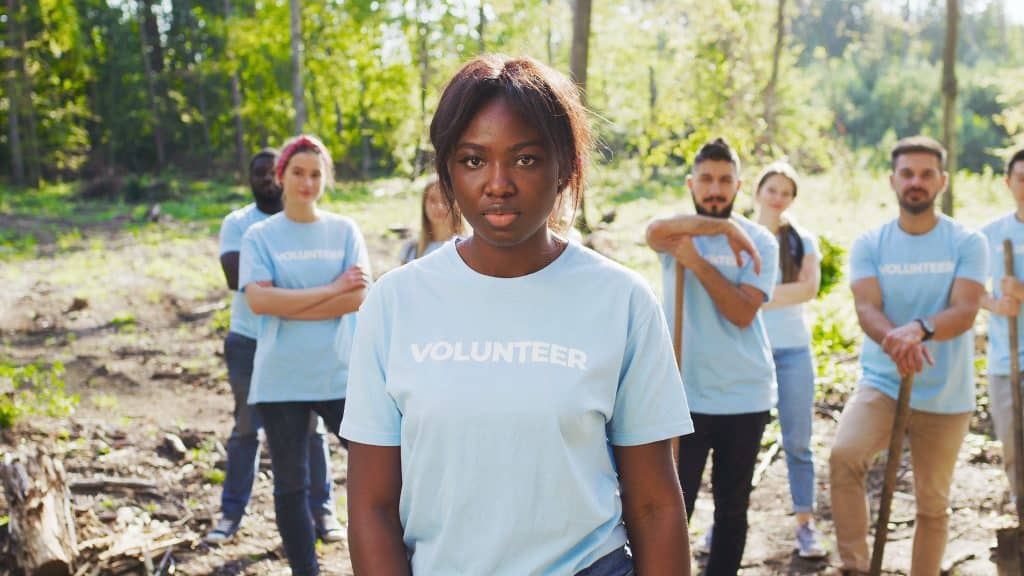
top-left (1004, 238), bottom-right (1024, 572)
top-left (673, 262), bottom-right (684, 369)
top-left (672, 262), bottom-right (684, 464)
top-left (869, 374), bottom-right (914, 576)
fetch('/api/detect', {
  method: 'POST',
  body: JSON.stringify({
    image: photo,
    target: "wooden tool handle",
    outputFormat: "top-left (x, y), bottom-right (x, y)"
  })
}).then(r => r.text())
top-left (870, 374), bottom-right (914, 576)
top-left (673, 262), bottom-right (684, 370)
top-left (1003, 239), bottom-right (1024, 571)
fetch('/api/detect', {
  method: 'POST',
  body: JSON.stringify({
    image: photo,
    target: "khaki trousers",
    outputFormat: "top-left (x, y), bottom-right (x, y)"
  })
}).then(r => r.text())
top-left (829, 386), bottom-right (971, 575)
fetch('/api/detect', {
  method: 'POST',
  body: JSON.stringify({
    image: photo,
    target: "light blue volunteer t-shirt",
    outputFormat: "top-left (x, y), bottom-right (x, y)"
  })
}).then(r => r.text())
top-left (659, 215), bottom-right (779, 415)
top-left (982, 212), bottom-right (1024, 376)
top-left (219, 203), bottom-right (274, 339)
top-left (239, 210), bottom-right (371, 403)
top-left (341, 241), bottom-right (693, 576)
top-left (850, 215), bottom-right (988, 413)
top-left (399, 238), bottom-right (445, 265)
top-left (762, 222), bottom-right (821, 350)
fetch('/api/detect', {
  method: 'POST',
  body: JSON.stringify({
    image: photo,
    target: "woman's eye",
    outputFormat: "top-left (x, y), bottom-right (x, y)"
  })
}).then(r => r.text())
top-left (460, 156), bottom-right (483, 168)
top-left (517, 155), bottom-right (537, 167)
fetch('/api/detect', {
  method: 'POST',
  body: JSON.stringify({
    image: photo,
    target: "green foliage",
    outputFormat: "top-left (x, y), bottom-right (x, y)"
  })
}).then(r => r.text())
top-left (203, 468), bottom-right (226, 485)
top-left (817, 234), bottom-right (844, 297)
top-left (2, 0), bottom-right (1023, 183)
top-left (0, 361), bottom-right (79, 429)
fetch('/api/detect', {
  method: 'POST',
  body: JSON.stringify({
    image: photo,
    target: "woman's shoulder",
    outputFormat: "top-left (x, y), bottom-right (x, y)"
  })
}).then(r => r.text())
top-left (567, 244), bottom-right (660, 302)
top-left (241, 212), bottom-right (283, 240)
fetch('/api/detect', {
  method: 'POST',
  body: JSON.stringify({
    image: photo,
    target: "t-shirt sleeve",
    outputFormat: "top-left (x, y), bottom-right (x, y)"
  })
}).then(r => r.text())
top-left (341, 285), bottom-right (402, 446)
top-left (739, 231), bottom-right (778, 302)
top-left (802, 229), bottom-right (821, 261)
top-left (956, 230), bottom-right (989, 285)
top-left (238, 228), bottom-right (273, 289)
top-left (219, 214), bottom-right (242, 255)
top-left (345, 220), bottom-right (373, 278)
top-left (608, 289), bottom-right (694, 446)
top-left (849, 233), bottom-right (877, 283)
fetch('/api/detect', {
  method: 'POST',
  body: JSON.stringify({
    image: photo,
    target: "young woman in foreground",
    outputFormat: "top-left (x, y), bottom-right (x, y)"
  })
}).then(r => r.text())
top-left (342, 55), bottom-right (695, 575)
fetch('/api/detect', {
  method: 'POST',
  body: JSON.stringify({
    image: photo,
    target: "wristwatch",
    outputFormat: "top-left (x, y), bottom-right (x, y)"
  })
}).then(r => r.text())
top-left (915, 318), bottom-right (935, 342)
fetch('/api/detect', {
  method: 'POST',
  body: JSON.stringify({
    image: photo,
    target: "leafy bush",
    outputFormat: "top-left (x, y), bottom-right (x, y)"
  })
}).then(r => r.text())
top-left (0, 361), bottom-right (79, 429)
top-left (818, 234), bottom-right (845, 297)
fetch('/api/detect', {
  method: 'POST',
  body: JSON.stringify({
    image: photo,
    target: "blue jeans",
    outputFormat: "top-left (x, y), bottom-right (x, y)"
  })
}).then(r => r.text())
top-left (576, 547), bottom-right (634, 575)
top-left (773, 346), bottom-right (816, 514)
top-left (257, 400), bottom-right (346, 576)
top-left (221, 333), bottom-right (335, 521)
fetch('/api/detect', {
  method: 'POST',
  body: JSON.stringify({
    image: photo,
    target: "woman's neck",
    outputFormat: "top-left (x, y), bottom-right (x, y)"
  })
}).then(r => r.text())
top-left (431, 224), bottom-right (455, 243)
top-left (457, 227), bottom-right (565, 278)
top-left (284, 202), bottom-right (318, 223)
top-left (758, 209), bottom-right (783, 233)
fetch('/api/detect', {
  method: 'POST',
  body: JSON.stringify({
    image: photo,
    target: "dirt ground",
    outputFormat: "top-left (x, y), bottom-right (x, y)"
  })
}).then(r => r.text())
top-left (0, 215), bottom-right (1018, 575)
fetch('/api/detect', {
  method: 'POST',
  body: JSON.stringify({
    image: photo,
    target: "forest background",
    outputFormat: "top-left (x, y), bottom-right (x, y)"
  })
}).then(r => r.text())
top-left (3, 0), bottom-right (1024, 189)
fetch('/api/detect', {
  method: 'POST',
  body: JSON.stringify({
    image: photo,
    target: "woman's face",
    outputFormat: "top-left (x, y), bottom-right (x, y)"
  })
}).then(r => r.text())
top-left (280, 151), bottom-right (325, 206)
top-left (757, 173), bottom-right (796, 215)
top-left (448, 96), bottom-right (560, 249)
top-left (424, 185), bottom-right (450, 230)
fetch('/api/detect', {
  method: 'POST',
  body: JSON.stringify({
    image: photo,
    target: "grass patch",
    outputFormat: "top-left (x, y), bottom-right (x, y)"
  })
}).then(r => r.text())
top-left (0, 360), bottom-right (79, 428)
top-left (90, 393), bottom-right (120, 411)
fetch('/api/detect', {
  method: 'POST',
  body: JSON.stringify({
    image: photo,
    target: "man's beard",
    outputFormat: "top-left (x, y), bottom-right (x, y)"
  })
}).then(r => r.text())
top-left (898, 188), bottom-right (935, 215)
top-left (254, 183), bottom-right (284, 213)
top-left (693, 195), bottom-right (734, 219)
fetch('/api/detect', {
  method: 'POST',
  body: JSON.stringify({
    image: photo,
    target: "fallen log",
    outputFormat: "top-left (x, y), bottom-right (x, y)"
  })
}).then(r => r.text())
top-left (0, 449), bottom-right (79, 576)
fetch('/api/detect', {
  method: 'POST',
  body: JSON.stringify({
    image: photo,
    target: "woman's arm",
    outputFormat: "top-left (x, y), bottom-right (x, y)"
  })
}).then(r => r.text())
top-left (245, 265), bottom-right (369, 318)
top-left (614, 439), bottom-right (690, 576)
top-left (281, 287), bottom-right (367, 320)
top-left (347, 442), bottom-right (411, 576)
top-left (762, 253), bottom-right (820, 310)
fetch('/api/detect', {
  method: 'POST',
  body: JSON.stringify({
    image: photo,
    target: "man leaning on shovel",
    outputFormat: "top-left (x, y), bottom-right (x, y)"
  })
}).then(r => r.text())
top-left (829, 136), bottom-right (988, 575)
top-left (981, 147), bottom-right (1024, 503)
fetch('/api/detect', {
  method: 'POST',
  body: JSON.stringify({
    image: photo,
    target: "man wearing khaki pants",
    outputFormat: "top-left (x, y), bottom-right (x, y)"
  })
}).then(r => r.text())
top-left (829, 136), bottom-right (987, 574)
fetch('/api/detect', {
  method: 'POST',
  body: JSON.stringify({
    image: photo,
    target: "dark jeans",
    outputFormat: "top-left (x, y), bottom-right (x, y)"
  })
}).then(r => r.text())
top-left (257, 400), bottom-right (346, 576)
top-left (221, 333), bottom-right (334, 521)
top-left (576, 547), bottom-right (634, 576)
top-left (678, 411), bottom-right (769, 576)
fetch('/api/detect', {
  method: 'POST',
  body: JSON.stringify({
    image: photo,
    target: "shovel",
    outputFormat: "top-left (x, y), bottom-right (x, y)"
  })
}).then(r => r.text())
top-left (869, 373), bottom-right (915, 576)
top-left (995, 238), bottom-right (1024, 575)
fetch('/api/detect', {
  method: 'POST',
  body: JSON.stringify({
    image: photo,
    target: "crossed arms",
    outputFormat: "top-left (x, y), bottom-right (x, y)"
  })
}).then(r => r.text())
top-left (646, 214), bottom-right (766, 328)
top-left (221, 250), bottom-right (368, 321)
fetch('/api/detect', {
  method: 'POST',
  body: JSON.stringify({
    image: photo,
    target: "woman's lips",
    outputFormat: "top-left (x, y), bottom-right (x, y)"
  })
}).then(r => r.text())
top-left (484, 212), bottom-right (519, 228)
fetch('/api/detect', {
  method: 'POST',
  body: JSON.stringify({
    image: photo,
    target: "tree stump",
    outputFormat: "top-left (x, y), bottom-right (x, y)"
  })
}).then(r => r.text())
top-left (1, 449), bottom-right (78, 576)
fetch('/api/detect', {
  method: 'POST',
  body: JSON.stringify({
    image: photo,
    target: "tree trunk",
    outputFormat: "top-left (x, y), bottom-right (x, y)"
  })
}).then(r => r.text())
top-left (359, 84), bottom-right (371, 179)
top-left (415, 0), bottom-right (430, 176)
top-left (138, 0), bottom-right (166, 172)
top-left (649, 64), bottom-right (658, 179)
top-left (1, 450), bottom-right (79, 575)
top-left (5, 0), bottom-right (24, 186)
top-left (545, 0), bottom-right (553, 64)
top-left (941, 0), bottom-right (958, 216)
top-left (13, 0), bottom-right (39, 186)
top-left (570, 0), bottom-right (592, 234)
top-left (290, 0), bottom-right (306, 133)
top-left (763, 0), bottom-right (787, 151)
top-left (477, 1), bottom-right (485, 54)
top-left (222, 0), bottom-right (246, 176)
